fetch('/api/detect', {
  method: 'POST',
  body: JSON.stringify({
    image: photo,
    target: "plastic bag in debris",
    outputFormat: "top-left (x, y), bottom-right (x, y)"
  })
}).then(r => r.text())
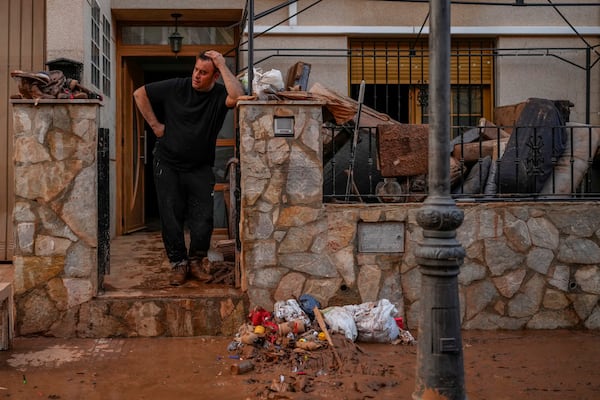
top-left (298, 293), bottom-right (321, 321)
top-left (239, 68), bottom-right (284, 99)
top-left (321, 306), bottom-right (358, 341)
top-left (344, 299), bottom-right (400, 343)
top-left (255, 68), bottom-right (284, 98)
top-left (273, 299), bottom-right (311, 326)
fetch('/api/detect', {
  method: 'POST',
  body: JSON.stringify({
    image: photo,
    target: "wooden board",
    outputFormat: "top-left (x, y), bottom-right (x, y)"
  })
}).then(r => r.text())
top-left (376, 124), bottom-right (429, 177)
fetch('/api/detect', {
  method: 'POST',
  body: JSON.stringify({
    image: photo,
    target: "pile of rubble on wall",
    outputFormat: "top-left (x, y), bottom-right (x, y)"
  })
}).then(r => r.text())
top-left (225, 295), bottom-right (415, 397)
top-left (10, 69), bottom-right (102, 104)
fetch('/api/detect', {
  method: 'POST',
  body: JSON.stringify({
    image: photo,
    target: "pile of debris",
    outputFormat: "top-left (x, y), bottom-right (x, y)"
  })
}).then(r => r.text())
top-left (10, 69), bottom-right (102, 104)
top-left (254, 62), bottom-right (599, 200)
top-left (200, 239), bottom-right (237, 285)
top-left (225, 296), bottom-right (415, 397)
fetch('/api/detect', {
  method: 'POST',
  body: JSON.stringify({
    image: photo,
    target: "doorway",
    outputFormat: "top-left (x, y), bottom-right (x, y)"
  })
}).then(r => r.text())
top-left (136, 56), bottom-right (197, 232)
top-left (108, 9), bottom-right (242, 291)
top-left (118, 55), bottom-right (237, 236)
top-left (106, 54), bottom-right (238, 292)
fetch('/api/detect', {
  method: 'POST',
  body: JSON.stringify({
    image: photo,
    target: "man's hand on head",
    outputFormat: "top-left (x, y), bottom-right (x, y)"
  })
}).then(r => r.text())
top-left (204, 50), bottom-right (226, 70)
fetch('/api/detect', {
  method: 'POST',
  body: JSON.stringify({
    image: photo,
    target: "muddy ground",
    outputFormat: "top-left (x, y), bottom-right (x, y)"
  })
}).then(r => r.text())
top-left (0, 329), bottom-right (599, 400)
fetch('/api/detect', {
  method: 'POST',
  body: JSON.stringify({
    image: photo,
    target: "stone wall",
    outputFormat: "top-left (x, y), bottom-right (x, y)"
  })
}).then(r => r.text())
top-left (238, 101), bottom-right (600, 331)
top-left (8, 100), bottom-right (247, 339)
top-left (11, 100), bottom-right (100, 335)
top-left (238, 100), bottom-right (326, 303)
top-left (328, 202), bottom-right (600, 331)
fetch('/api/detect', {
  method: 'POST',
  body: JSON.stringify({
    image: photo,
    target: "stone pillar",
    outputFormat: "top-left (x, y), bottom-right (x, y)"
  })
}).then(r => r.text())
top-left (238, 101), bottom-right (327, 310)
top-left (11, 99), bottom-right (100, 336)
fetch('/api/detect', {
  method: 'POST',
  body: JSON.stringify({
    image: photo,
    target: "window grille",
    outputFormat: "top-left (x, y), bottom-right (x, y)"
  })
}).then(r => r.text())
top-left (102, 15), bottom-right (111, 97)
top-left (91, 1), bottom-right (101, 89)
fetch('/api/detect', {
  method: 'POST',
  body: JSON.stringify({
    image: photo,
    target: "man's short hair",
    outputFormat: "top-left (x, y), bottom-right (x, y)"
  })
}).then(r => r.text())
top-left (198, 51), bottom-right (211, 61)
top-left (197, 51), bottom-right (218, 74)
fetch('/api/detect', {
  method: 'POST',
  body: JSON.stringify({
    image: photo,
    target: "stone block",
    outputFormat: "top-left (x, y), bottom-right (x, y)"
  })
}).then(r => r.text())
top-left (0, 283), bottom-right (14, 350)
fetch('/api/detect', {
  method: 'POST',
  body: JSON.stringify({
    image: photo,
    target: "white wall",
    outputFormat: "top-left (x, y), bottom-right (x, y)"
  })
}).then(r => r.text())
top-left (496, 37), bottom-right (600, 125)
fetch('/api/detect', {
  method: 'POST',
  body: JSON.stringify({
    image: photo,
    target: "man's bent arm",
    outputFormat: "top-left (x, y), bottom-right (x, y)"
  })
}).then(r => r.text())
top-left (206, 51), bottom-right (245, 108)
top-left (133, 86), bottom-right (165, 137)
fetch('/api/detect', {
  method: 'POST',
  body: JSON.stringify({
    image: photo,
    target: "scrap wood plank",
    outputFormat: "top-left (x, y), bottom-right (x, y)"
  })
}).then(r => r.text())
top-left (309, 82), bottom-right (399, 127)
top-left (313, 307), bottom-right (344, 370)
top-left (376, 124), bottom-right (429, 177)
top-left (285, 61), bottom-right (311, 91)
top-left (452, 138), bottom-right (510, 162)
top-left (276, 83), bottom-right (400, 128)
top-left (494, 101), bottom-right (527, 134)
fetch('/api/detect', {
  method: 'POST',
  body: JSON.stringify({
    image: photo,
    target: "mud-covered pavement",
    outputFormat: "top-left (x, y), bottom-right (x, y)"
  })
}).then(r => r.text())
top-left (1, 330), bottom-right (599, 400)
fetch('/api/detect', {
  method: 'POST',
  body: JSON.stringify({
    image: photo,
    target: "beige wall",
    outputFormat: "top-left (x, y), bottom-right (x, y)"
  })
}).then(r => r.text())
top-left (46, 0), bottom-right (85, 62)
top-left (110, 0), bottom-right (246, 9)
top-left (496, 37), bottom-right (600, 124)
top-left (108, 0), bottom-right (600, 31)
top-left (253, 0), bottom-right (599, 29)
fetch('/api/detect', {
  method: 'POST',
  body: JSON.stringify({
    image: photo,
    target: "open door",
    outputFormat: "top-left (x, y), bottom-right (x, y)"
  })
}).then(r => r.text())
top-left (121, 58), bottom-right (146, 233)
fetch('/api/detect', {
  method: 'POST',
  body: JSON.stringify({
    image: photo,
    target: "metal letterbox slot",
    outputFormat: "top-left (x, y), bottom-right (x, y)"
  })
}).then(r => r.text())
top-left (274, 116), bottom-right (294, 137)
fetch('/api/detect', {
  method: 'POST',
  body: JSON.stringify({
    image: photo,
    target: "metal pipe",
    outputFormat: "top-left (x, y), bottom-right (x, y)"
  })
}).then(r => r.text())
top-left (428, 0), bottom-right (451, 198)
top-left (586, 46), bottom-right (591, 124)
top-left (247, 0), bottom-right (254, 95)
top-left (413, 1), bottom-right (467, 399)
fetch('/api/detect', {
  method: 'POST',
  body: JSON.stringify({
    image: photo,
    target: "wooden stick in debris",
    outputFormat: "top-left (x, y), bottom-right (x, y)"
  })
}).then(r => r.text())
top-left (343, 169), bottom-right (363, 202)
top-left (313, 307), bottom-right (344, 370)
top-left (344, 80), bottom-right (366, 201)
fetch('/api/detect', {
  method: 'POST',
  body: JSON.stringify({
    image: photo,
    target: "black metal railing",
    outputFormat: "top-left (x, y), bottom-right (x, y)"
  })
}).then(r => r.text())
top-left (323, 123), bottom-right (600, 203)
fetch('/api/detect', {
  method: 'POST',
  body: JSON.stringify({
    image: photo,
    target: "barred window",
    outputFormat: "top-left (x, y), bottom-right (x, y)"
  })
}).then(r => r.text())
top-left (349, 38), bottom-right (494, 128)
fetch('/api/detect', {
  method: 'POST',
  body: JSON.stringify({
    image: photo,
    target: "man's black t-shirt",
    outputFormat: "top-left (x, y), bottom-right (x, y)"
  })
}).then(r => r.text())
top-left (145, 77), bottom-right (230, 171)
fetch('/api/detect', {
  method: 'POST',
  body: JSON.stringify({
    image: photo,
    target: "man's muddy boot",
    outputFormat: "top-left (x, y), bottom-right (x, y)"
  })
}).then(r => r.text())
top-left (190, 258), bottom-right (212, 282)
top-left (169, 260), bottom-right (189, 286)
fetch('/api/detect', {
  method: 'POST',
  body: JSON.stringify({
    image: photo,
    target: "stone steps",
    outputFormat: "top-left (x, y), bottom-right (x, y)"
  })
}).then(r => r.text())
top-left (78, 286), bottom-right (248, 338)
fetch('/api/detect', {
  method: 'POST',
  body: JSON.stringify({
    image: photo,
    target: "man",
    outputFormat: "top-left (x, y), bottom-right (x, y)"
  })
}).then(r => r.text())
top-left (133, 50), bottom-right (244, 285)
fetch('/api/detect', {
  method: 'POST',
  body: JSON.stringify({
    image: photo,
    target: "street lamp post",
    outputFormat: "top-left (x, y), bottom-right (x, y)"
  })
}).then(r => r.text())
top-left (412, 1), bottom-right (467, 399)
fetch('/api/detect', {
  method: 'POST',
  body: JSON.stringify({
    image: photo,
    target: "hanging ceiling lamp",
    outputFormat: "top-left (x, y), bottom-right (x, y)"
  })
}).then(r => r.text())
top-left (169, 13), bottom-right (183, 56)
